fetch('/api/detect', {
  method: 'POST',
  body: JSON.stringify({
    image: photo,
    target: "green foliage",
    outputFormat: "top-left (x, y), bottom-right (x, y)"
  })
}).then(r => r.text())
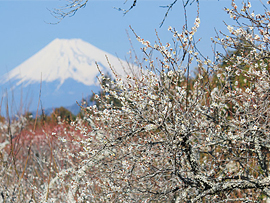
top-left (91, 74), bottom-right (122, 109)
top-left (51, 107), bottom-right (75, 123)
top-left (0, 115), bottom-right (5, 123)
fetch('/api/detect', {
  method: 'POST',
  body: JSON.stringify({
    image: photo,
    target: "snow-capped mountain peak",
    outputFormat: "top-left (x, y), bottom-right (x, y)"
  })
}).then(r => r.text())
top-left (2, 38), bottom-right (127, 87)
top-left (0, 38), bottom-right (132, 115)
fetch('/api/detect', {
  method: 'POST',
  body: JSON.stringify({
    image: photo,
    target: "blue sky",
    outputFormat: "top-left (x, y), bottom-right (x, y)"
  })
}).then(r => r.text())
top-left (0, 0), bottom-right (266, 77)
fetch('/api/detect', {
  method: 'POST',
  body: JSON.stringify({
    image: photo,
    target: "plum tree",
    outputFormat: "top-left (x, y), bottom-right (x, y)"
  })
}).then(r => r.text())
top-left (50, 0), bottom-right (199, 26)
top-left (46, 1), bottom-right (270, 202)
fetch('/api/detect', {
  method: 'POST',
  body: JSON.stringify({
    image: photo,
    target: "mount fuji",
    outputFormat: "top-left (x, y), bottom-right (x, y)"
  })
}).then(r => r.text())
top-left (0, 38), bottom-right (130, 116)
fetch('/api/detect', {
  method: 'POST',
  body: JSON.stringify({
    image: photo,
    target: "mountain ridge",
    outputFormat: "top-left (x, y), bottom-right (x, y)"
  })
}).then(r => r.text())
top-left (1, 38), bottom-right (127, 87)
top-left (0, 38), bottom-right (129, 116)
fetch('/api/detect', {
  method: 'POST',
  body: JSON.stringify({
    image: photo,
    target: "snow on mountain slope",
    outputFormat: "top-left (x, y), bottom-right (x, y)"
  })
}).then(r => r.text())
top-left (2, 38), bottom-right (128, 87)
top-left (0, 38), bottom-right (133, 116)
